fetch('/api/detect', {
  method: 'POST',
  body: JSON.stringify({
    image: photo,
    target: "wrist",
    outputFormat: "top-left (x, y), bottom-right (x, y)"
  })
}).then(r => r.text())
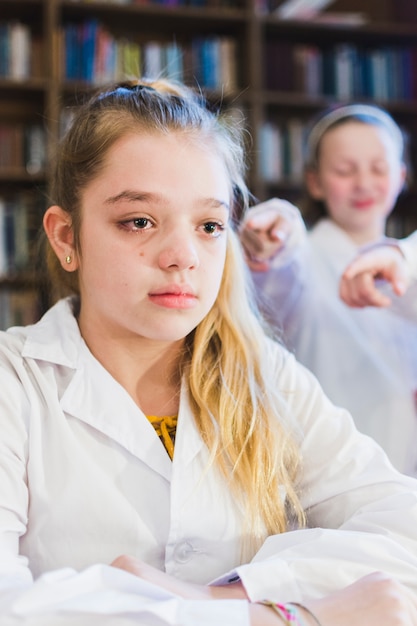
top-left (287, 602), bottom-right (324, 626)
top-left (249, 602), bottom-right (287, 625)
top-left (255, 600), bottom-right (324, 626)
top-left (207, 580), bottom-right (248, 600)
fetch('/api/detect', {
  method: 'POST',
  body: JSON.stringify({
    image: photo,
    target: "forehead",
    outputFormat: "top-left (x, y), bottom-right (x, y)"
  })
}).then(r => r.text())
top-left (107, 129), bottom-right (225, 165)
top-left (319, 120), bottom-right (401, 160)
top-left (83, 130), bottom-right (232, 204)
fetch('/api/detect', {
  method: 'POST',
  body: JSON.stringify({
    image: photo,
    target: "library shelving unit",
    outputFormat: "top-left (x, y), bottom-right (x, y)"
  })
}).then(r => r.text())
top-left (1, 0), bottom-right (417, 327)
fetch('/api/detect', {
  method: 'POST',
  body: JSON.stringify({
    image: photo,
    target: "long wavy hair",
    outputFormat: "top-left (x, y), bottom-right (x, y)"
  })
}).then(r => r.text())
top-left (44, 78), bottom-right (305, 557)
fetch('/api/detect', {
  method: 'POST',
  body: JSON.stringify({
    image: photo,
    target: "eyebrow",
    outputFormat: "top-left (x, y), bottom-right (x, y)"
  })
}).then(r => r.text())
top-left (104, 190), bottom-right (155, 204)
top-left (104, 189), bottom-right (230, 211)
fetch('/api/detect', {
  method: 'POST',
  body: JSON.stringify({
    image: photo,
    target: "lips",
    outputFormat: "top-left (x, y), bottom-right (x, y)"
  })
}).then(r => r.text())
top-left (352, 198), bottom-right (375, 209)
top-left (148, 284), bottom-right (197, 309)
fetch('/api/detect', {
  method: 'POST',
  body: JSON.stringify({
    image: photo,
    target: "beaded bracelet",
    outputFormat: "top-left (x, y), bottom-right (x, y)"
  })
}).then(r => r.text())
top-left (258, 600), bottom-right (304, 625)
top-left (287, 602), bottom-right (323, 626)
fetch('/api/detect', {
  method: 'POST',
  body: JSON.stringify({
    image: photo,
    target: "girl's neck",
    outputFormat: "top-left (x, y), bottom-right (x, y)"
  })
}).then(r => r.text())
top-left (105, 347), bottom-right (183, 416)
top-left (80, 322), bottom-right (185, 415)
top-left (331, 219), bottom-right (386, 246)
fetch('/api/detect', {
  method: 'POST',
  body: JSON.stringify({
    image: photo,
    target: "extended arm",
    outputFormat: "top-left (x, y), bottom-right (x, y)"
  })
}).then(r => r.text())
top-left (239, 198), bottom-right (306, 271)
top-left (112, 556), bottom-right (417, 625)
top-left (340, 231), bottom-right (417, 324)
top-left (340, 243), bottom-right (410, 308)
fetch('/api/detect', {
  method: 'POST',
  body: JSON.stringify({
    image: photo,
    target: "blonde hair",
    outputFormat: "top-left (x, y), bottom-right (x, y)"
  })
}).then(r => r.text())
top-left (45, 78), bottom-right (305, 556)
top-left (189, 229), bottom-right (304, 555)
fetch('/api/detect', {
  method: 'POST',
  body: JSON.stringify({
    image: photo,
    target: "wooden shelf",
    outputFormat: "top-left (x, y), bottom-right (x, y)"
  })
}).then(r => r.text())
top-left (1, 0), bottom-right (417, 326)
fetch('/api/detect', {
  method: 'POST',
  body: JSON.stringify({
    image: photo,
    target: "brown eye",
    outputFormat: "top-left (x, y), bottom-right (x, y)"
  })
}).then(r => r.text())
top-left (204, 222), bottom-right (218, 234)
top-left (202, 222), bottom-right (225, 238)
top-left (133, 217), bottom-right (150, 229)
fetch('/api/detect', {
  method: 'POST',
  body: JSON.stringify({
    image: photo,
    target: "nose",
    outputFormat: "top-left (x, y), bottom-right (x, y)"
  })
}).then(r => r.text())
top-left (158, 233), bottom-right (200, 271)
top-left (354, 168), bottom-right (373, 189)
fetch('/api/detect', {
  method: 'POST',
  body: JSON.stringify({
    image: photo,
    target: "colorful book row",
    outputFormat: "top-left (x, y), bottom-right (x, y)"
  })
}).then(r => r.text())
top-left (59, 20), bottom-right (238, 91)
top-left (258, 118), bottom-right (306, 183)
top-left (0, 288), bottom-right (40, 331)
top-left (66, 0), bottom-right (242, 7)
top-left (0, 125), bottom-right (46, 174)
top-left (265, 41), bottom-right (417, 101)
top-left (0, 192), bottom-right (44, 278)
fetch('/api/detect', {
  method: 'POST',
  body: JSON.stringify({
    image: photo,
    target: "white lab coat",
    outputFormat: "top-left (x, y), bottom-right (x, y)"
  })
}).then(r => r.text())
top-left (253, 218), bottom-right (417, 476)
top-left (401, 230), bottom-right (417, 280)
top-left (351, 231), bottom-right (417, 324)
top-left (386, 231), bottom-right (417, 323)
top-left (1, 297), bottom-right (417, 625)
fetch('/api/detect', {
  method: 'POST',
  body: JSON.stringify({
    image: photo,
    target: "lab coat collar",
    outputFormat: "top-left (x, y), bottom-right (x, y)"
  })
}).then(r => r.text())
top-left (60, 347), bottom-right (175, 480)
top-left (20, 297), bottom-right (204, 478)
top-left (21, 297), bottom-right (83, 368)
top-left (60, 350), bottom-right (204, 478)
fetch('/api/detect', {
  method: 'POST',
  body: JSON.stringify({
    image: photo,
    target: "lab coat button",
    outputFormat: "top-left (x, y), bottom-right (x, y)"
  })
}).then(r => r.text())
top-left (174, 541), bottom-right (194, 563)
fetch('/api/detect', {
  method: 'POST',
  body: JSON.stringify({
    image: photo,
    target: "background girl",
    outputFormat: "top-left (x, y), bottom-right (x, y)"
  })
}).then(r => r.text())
top-left (241, 104), bottom-right (417, 476)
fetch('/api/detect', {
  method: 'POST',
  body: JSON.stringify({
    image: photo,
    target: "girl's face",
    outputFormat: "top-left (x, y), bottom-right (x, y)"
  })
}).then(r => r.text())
top-left (74, 132), bottom-right (231, 347)
top-left (306, 121), bottom-right (406, 243)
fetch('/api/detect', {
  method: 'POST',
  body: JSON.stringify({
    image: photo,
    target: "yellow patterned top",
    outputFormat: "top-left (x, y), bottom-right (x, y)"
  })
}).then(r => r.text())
top-left (147, 415), bottom-right (178, 460)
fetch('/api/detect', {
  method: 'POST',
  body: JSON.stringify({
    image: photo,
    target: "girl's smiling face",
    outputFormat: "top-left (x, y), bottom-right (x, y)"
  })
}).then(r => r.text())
top-left (306, 121), bottom-right (406, 244)
top-left (73, 131), bottom-right (231, 347)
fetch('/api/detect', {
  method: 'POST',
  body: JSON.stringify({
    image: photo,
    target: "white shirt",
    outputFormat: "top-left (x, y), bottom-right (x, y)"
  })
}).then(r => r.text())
top-left (354, 231), bottom-right (417, 324)
top-left (252, 218), bottom-right (417, 476)
top-left (400, 230), bottom-right (417, 280)
top-left (0, 297), bottom-right (417, 624)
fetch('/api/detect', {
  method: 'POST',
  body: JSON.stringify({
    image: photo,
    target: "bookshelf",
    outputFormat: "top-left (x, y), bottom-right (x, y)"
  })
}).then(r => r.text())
top-left (254, 1), bottom-right (417, 237)
top-left (1, 0), bottom-right (417, 327)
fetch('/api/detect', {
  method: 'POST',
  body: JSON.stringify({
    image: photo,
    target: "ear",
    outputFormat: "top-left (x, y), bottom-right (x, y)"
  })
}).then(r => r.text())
top-left (43, 205), bottom-right (79, 272)
top-left (398, 162), bottom-right (407, 193)
top-left (305, 168), bottom-right (325, 201)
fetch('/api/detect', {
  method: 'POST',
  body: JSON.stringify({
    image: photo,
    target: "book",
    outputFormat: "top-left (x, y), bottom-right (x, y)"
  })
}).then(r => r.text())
top-left (293, 45), bottom-right (322, 96)
top-left (165, 42), bottom-right (184, 82)
top-left (220, 38), bottom-right (237, 93)
top-left (264, 40), bottom-right (294, 91)
top-left (274, 0), bottom-right (336, 20)
top-left (312, 12), bottom-right (367, 25)
top-left (334, 44), bottom-right (355, 100)
top-left (258, 121), bottom-right (282, 182)
top-left (9, 21), bottom-right (31, 80)
top-left (286, 118), bottom-right (304, 182)
top-left (0, 289), bottom-right (40, 330)
top-left (25, 125), bottom-right (46, 175)
top-left (0, 199), bottom-right (6, 277)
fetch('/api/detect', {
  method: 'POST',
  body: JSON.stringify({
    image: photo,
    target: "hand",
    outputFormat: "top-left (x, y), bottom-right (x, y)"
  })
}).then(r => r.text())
top-left (340, 245), bottom-right (409, 308)
top-left (309, 572), bottom-right (417, 626)
top-left (239, 198), bottom-right (302, 271)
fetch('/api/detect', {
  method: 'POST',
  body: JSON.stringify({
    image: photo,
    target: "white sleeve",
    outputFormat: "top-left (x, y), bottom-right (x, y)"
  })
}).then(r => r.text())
top-left (399, 230), bottom-right (417, 280)
top-left (0, 357), bottom-right (250, 626)
top-left (263, 202), bottom-right (307, 268)
top-left (249, 208), bottom-right (309, 334)
top-left (230, 352), bottom-right (417, 602)
top-left (376, 233), bottom-right (417, 322)
top-left (0, 565), bottom-right (250, 625)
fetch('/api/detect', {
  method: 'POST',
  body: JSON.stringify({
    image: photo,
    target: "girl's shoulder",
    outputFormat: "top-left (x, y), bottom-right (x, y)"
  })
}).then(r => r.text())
top-left (261, 335), bottom-right (298, 382)
top-left (0, 325), bottom-right (29, 367)
top-left (0, 297), bottom-right (80, 372)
